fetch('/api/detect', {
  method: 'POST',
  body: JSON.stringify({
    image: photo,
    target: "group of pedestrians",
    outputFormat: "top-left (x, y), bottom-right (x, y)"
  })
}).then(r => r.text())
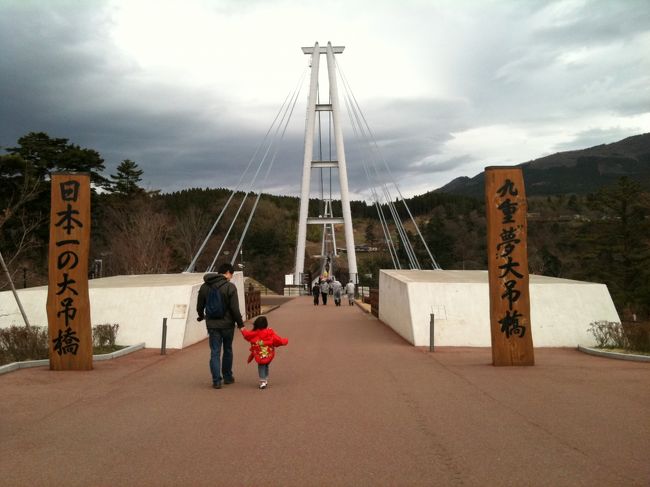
top-left (312, 277), bottom-right (355, 307)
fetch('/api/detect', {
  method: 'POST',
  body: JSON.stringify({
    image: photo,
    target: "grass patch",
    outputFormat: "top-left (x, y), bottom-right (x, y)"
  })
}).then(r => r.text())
top-left (596, 348), bottom-right (650, 357)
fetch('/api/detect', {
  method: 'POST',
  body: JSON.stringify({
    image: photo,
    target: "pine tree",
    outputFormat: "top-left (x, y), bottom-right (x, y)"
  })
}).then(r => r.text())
top-left (110, 159), bottom-right (144, 196)
top-left (364, 222), bottom-right (377, 246)
top-left (595, 177), bottom-right (650, 317)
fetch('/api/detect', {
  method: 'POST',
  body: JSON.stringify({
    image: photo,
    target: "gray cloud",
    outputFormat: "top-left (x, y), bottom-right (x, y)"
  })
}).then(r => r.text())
top-left (1, 0), bottom-right (649, 202)
top-left (534, 0), bottom-right (650, 46)
top-left (0, 1), bottom-right (273, 192)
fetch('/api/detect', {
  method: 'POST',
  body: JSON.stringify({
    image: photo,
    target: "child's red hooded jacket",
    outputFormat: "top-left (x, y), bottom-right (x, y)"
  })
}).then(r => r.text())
top-left (241, 327), bottom-right (288, 365)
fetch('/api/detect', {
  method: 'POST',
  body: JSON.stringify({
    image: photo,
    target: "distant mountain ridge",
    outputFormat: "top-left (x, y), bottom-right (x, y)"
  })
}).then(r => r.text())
top-left (435, 133), bottom-right (650, 198)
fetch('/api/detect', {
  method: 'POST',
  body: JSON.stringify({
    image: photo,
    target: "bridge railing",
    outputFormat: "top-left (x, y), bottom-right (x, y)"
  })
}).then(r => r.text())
top-left (368, 288), bottom-right (379, 317)
top-left (283, 285), bottom-right (308, 296)
top-left (245, 288), bottom-right (261, 320)
top-left (358, 286), bottom-right (371, 298)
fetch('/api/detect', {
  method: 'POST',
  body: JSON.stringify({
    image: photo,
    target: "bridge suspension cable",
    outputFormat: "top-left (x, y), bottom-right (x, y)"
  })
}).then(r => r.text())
top-left (207, 68), bottom-right (307, 272)
top-left (186, 67), bottom-right (307, 272)
top-left (344, 95), bottom-right (400, 269)
top-left (337, 60), bottom-right (441, 270)
top-left (228, 70), bottom-right (306, 268)
top-left (342, 81), bottom-right (419, 269)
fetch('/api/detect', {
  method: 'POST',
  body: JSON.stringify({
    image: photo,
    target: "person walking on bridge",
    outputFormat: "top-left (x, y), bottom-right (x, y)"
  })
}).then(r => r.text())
top-left (332, 279), bottom-right (342, 306)
top-left (197, 263), bottom-right (244, 389)
top-left (320, 278), bottom-right (330, 305)
top-left (312, 281), bottom-right (320, 305)
top-left (241, 315), bottom-right (288, 389)
top-left (345, 279), bottom-right (356, 306)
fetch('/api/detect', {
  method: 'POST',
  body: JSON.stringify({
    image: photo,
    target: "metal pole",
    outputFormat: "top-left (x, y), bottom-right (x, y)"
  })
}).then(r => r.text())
top-left (161, 318), bottom-right (167, 355)
top-left (429, 313), bottom-right (435, 352)
top-left (0, 250), bottom-right (31, 327)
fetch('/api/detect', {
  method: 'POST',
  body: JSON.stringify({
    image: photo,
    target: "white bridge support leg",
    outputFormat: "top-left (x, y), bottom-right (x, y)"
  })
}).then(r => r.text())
top-left (294, 42), bottom-right (320, 285)
top-left (326, 42), bottom-right (357, 283)
top-left (294, 42), bottom-right (358, 285)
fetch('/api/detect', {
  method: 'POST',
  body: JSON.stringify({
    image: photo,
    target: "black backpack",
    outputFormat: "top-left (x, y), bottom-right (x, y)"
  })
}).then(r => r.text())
top-left (205, 283), bottom-right (227, 319)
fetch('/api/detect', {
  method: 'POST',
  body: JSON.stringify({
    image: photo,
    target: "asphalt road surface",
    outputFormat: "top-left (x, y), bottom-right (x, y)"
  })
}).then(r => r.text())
top-left (1, 296), bottom-right (648, 486)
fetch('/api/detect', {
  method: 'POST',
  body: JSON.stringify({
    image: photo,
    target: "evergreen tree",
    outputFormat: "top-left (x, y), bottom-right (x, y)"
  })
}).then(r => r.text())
top-left (1, 132), bottom-right (110, 273)
top-left (110, 159), bottom-right (145, 196)
top-left (423, 217), bottom-right (455, 268)
top-left (597, 177), bottom-right (650, 316)
top-left (7, 132), bottom-right (110, 188)
top-left (364, 222), bottom-right (377, 246)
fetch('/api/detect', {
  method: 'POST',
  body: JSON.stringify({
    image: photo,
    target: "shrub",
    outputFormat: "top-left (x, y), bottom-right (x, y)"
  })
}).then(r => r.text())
top-left (621, 321), bottom-right (650, 353)
top-left (0, 323), bottom-right (121, 366)
top-left (588, 320), bottom-right (650, 352)
top-left (0, 325), bottom-right (49, 363)
top-left (93, 324), bottom-right (119, 349)
top-left (587, 321), bottom-right (630, 349)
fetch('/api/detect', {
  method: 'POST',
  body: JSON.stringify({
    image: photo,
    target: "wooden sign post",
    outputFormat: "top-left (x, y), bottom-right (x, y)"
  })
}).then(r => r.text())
top-left (485, 167), bottom-right (534, 366)
top-left (47, 173), bottom-right (93, 370)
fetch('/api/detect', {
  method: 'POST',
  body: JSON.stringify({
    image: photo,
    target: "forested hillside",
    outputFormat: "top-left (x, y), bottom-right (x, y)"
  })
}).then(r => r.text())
top-left (437, 133), bottom-right (650, 198)
top-left (2, 131), bottom-right (649, 320)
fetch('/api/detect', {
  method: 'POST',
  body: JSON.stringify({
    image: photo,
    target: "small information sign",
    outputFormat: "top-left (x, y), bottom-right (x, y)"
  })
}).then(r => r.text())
top-left (171, 304), bottom-right (188, 319)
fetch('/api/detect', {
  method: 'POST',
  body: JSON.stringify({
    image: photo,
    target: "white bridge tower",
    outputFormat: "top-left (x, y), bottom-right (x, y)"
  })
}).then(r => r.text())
top-left (294, 42), bottom-right (358, 285)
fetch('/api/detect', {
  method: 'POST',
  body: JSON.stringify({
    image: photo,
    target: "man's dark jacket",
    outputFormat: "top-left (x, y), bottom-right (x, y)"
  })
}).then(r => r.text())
top-left (197, 273), bottom-right (244, 329)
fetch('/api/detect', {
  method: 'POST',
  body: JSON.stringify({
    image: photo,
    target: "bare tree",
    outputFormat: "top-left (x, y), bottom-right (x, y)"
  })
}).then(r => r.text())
top-left (0, 155), bottom-right (43, 285)
top-left (103, 200), bottom-right (173, 274)
top-left (170, 205), bottom-right (212, 264)
top-left (0, 156), bottom-right (41, 230)
top-left (0, 210), bottom-right (45, 289)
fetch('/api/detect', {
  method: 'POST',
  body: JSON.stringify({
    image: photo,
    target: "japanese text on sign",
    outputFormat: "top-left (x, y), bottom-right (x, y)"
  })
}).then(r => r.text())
top-left (495, 178), bottom-right (526, 339)
top-left (485, 166), bottom-right (534, 366)
top-left (47, 173), bottom-right (92, 370)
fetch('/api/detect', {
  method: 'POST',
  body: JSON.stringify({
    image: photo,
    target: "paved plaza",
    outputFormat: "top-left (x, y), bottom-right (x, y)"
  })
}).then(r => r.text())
top-left (1, 296), bottom-right (648, 486)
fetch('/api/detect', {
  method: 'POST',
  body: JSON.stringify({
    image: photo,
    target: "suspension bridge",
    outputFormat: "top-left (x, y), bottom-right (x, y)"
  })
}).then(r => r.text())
top-left (184, 41), bottom-right (439, 287)
top-left (0, 42), bottom-right (620, 351)
top-left (0, 41), bottom-right (643, 487)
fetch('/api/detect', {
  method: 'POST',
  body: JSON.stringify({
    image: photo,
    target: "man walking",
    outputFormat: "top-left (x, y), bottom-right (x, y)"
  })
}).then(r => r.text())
top-left (312, 280), bottom-right (321, 305)
top-left (320, 278), bottom-right (330, 305)
top-left (332, 279), bottom-right (342, 306)
top-left (345, 279), bottom-right (356, 306)
top-left (197, 263), bottom-right (244, 389)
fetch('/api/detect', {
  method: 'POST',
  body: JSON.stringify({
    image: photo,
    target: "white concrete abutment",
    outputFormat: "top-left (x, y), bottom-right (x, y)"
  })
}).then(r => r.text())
top-left (379, 270), bottom-right (619, 347)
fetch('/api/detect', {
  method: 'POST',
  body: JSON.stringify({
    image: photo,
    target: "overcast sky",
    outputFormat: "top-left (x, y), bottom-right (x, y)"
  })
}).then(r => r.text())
top-left (1, 0), bottom-right (649, 200)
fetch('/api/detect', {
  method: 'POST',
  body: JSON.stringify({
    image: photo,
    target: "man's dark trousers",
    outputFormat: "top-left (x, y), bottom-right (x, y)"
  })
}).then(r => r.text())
top-left (208, 328), bottom-right (234, 386)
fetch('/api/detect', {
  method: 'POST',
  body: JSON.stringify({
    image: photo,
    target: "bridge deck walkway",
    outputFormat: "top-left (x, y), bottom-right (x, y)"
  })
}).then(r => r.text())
top-left (1, 296), bottom-right (648, 486)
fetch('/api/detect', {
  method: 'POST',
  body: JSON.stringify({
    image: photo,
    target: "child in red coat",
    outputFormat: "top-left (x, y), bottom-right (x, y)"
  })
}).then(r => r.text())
top-left (240, 315), bottom-right (288, 389)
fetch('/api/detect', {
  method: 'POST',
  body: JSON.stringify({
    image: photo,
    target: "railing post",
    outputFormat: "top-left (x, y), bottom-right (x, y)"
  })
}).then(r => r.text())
top-left (161, 317), bottom-right (167, 355)
top-left (429, 313), bottom-right (435, 352)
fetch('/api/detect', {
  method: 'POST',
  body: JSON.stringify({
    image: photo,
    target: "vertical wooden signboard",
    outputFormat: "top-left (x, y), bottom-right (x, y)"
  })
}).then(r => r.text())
top-left (485, 167), bottom-right (534, 366)
top-left (47, 173), bottom-right (93, 370)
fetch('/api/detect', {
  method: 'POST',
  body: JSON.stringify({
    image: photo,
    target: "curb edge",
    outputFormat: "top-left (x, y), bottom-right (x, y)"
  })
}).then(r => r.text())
top-left (0, 342), bottom-right (147, 375)
top-left (577, 345), bottom-right (650, 362)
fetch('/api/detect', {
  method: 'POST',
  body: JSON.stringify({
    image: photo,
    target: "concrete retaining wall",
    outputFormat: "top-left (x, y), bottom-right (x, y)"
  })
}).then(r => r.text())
top-left (0, 272), bottom-right (246, 349)
top-left (379, 270), bottom-right (620, 347)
